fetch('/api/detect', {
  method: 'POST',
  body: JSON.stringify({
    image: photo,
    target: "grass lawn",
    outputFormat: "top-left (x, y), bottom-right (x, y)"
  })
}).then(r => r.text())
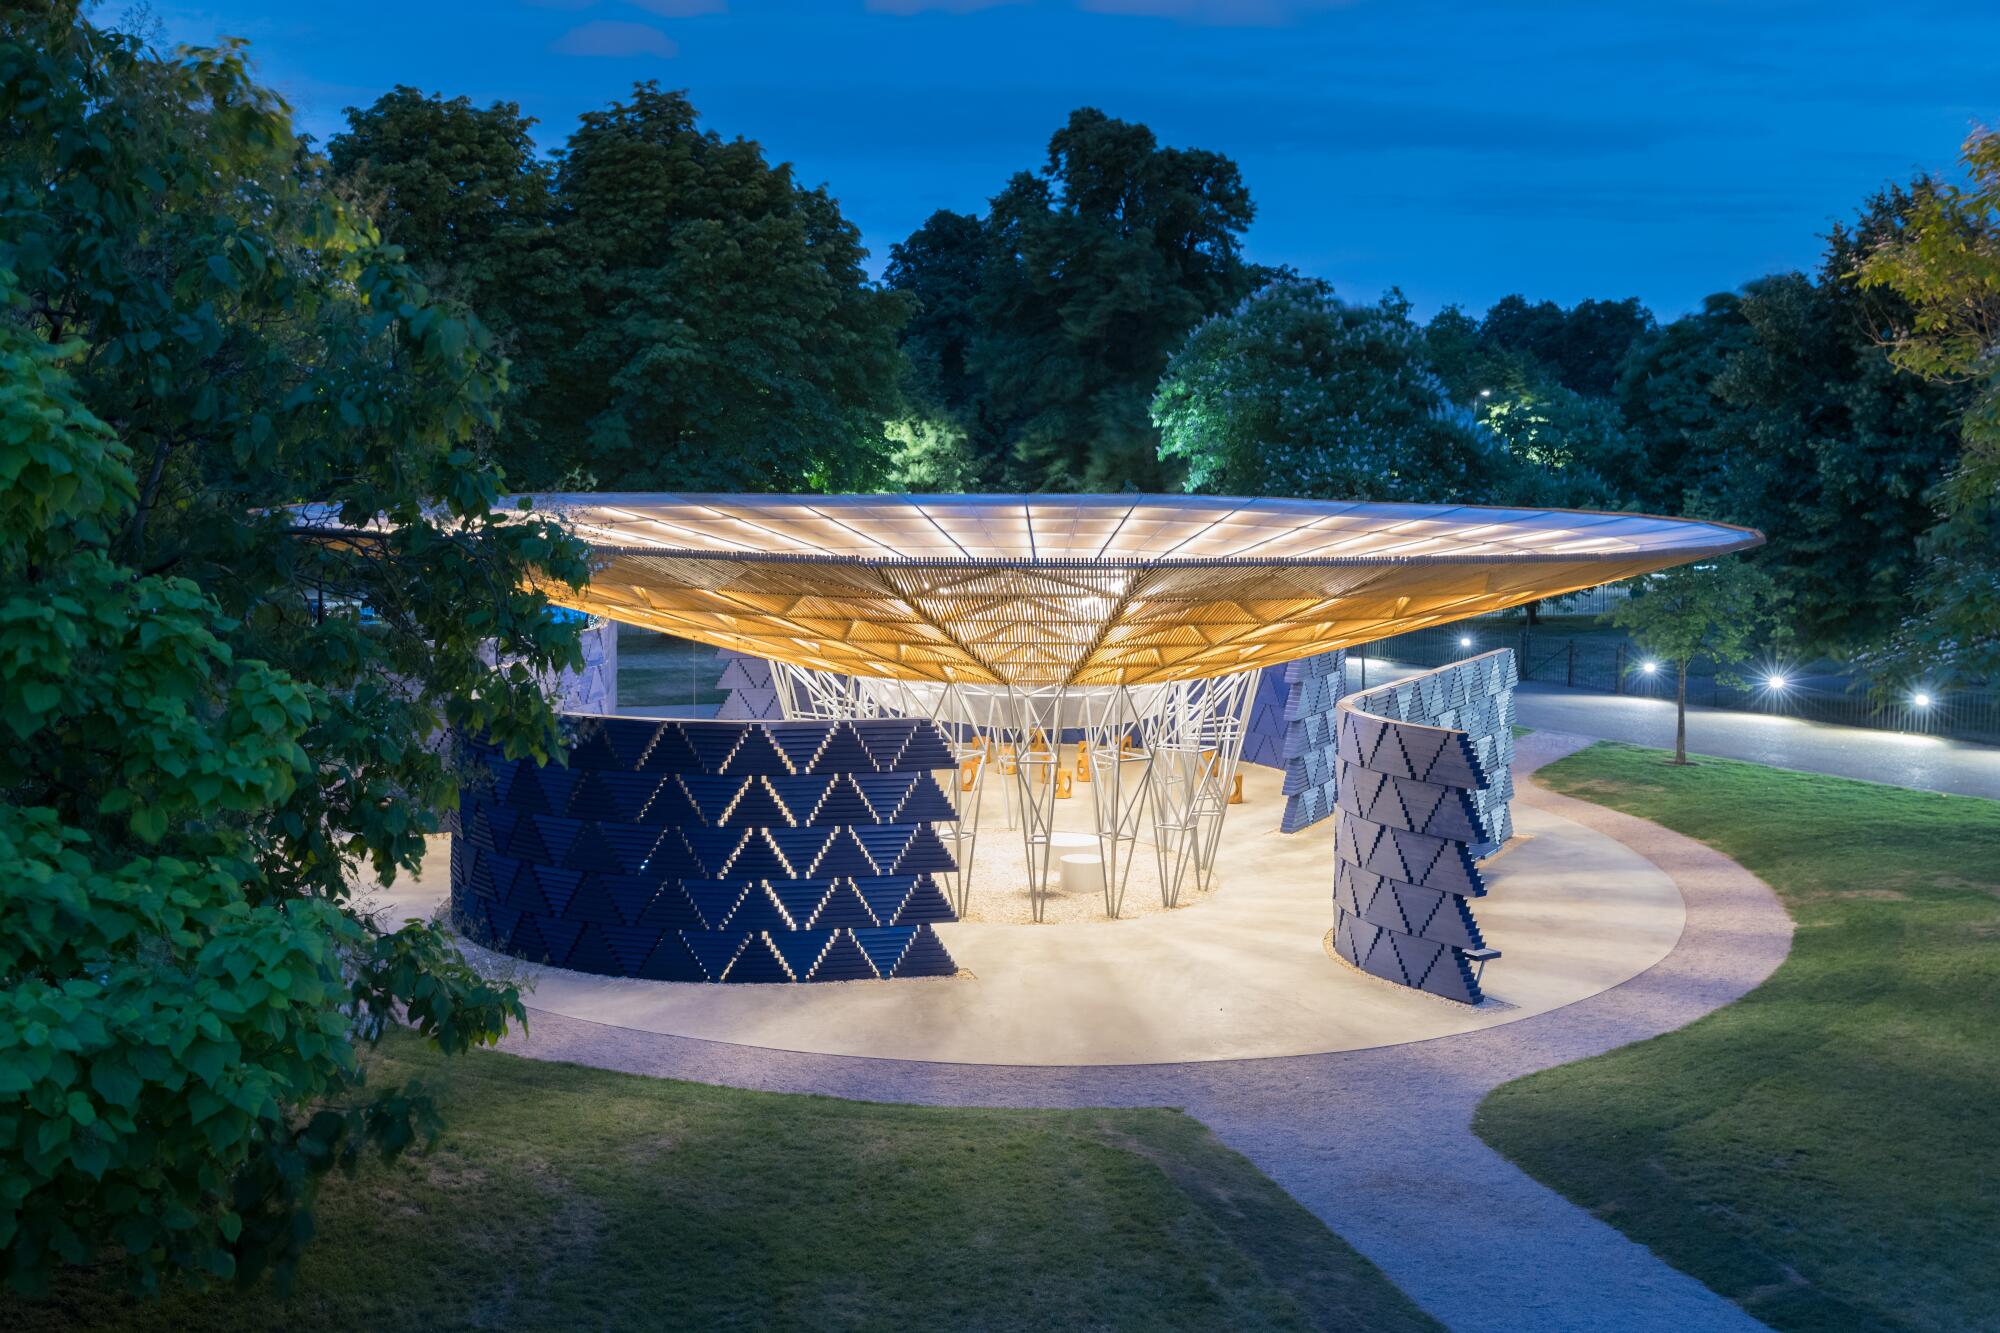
top-left (1476, 742), bottom-right (2000, 1333)
top-left (9, 1035), bottom-right (1439, 1333)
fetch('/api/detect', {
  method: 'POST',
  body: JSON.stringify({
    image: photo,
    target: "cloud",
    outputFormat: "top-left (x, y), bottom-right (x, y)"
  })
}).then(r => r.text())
top-left (551, 20), bottom-right (679, 56)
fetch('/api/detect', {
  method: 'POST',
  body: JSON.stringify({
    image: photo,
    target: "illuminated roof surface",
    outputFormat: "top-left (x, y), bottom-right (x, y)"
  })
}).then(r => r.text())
top-left (537, 493), bottom-right (1760, 687)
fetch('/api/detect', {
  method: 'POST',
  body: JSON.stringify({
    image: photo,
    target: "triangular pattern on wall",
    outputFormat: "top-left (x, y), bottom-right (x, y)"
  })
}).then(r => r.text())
top-left (1238, 650), bottom-right (1347, 835)
top-left (851, 926), bottom-right (916, 978)
top-left (725, 934), bottom-right (792, 983)
top-left (450, 715), bottom-right (968, 985)
top-left (1329, 648), bottom-right (1516, 1004)
top-left (769, 929), bottom-right (834, 981)
top-left (808, 930), bottom-right (877, 981)
top-left (682, 929), bottom-right (748, 982)
top-left (891, 925), bottom-right (957, 978)
top-left (811, 882), bottom-right (879, 929)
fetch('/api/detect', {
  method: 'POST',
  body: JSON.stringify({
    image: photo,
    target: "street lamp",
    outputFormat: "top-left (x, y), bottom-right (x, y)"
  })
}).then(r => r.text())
top-left (1766, 673), bottom-right (1789, 691)
top-left (1913, 691), bottom-right (1933, 709)
top-left (1640, 660), bottom-right (1658, 675)
top-left (1458, 635), bottom-right (1472, 648)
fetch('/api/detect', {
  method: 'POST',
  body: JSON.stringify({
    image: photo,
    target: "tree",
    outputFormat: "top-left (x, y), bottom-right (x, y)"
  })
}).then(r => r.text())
top-left (1614, 189), bottom-right (1967, 658)
top-left (331, 82), bottom-right (907, 493)
top-left (536, 84), bottom-right (906, 491)
top-left (970, 108), bottom-right (1257, 490)
top-left (1857, 129), bottom-right (2000, 685)
top-left (1426, 297), bottom-right (1656, 508)
top-left (1608, 561), bottom-right (1774, 763)
top-left (883, 415), bottom-right (978, 492)
top-left (885, 209), bottom-right (988, 427)
top-left (1614, 293), bottom-right (1753, 509)
top-left (1553, 297), bottom-right (1657, 397)
top-left (328, 87), bottom-right (551, 304)
top-left (1478, 294), bottom-right (1654, 398)
top-left (1152, 279), bottom-right (1506, 500)
top-left (1705, 262), bottom-right (1962, 655)
top-left (327, 88), bottom-right (566, 479)
top-left (1424, 303), bottom-right (1536, 404)
top-left (882, 210), bottom-right (988, 492)
top-left (1, 10), bottom-right (589, 1291)
top-left (1475, 384), bottom-right (1644, 508)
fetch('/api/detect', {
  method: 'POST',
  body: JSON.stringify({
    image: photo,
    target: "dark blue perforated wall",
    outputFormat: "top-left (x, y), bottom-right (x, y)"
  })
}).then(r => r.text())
top-left (450, 715), bottom-right (962, 983)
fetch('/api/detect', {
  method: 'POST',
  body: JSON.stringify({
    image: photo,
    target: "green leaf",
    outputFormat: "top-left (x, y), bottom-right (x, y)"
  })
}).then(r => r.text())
top-left (90, 1060), bottom-right (143, 1110)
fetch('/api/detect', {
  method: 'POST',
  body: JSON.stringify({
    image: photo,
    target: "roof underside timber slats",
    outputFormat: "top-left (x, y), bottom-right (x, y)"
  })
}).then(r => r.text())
top-left (529, 493), bottom-right (1761, 687)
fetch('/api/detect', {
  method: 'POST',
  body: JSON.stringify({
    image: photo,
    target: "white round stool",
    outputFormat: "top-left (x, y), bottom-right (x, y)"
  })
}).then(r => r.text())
top-left (1059, 853), bottom-right (1105, 897)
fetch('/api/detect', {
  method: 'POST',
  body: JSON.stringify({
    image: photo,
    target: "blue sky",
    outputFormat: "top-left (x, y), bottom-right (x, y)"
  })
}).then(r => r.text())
top-left (147, 0), bottom-right (1997, 317)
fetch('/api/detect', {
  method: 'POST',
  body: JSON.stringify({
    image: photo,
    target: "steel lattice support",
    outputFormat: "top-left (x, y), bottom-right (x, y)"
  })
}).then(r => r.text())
top-left (771, 661), bottom-right (1258, 920)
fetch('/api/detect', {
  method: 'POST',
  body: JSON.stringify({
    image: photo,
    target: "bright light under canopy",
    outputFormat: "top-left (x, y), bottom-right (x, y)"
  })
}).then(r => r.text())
top-left (536, 493), bottom-right (1760, 688)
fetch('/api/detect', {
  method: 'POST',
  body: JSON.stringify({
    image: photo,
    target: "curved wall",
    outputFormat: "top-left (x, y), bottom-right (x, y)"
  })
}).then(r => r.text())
top-left (1330, 650), bottom-right (1517, 1003)
top-left (1236, 649), bottom-right (1349, 832)
top-left (450, 715), bottom-right (962, 983)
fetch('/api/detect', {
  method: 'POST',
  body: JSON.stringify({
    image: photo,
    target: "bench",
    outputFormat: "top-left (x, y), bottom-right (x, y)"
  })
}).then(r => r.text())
top-left (1463, 946), bottom-right (1502, 985)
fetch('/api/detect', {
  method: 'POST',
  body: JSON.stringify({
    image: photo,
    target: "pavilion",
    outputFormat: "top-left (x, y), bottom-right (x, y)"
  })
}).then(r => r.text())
top-left (447, 493), bottom-right (1757, 1005)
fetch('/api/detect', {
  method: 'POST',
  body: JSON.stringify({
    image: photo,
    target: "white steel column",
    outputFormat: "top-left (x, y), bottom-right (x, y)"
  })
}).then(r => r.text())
top-left (767, 660), bottom-right (1258, 920)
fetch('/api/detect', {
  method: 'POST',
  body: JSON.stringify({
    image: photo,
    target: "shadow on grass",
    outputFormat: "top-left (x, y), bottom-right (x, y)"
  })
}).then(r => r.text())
top-left (7, 1035), bottom-right (1441, 1333)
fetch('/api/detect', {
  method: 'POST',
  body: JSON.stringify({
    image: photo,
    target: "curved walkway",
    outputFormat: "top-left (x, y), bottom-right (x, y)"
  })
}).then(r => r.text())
top-left (494, 732), bottom-right (1795, 1332)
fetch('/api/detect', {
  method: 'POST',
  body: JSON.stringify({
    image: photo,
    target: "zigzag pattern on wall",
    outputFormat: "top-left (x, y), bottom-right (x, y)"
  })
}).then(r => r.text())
top-left (1239, 650), bottom-right (1347, 834)
top-left (1345, 651), bottom-right (1517, 851)
top-left (1329, 649), bottom-right (1516, 1003)
top-left (450, 715), bottom-right (962, 983)
top-left (714, 650), bottom-right (784, 720)
top-left (1279, 650), bottom-right (1347, 833)
top-left (1239, 662), bottom-right (1293, 770)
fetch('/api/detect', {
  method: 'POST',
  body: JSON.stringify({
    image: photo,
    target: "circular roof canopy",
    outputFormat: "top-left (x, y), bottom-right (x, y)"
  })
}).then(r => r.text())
top-left (537, 493), bottom-right (1759, 687)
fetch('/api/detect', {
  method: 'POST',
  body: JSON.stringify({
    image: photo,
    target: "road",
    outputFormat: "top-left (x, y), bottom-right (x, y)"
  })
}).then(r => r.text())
top-left (1361, 659), bottom-right (2000, 800)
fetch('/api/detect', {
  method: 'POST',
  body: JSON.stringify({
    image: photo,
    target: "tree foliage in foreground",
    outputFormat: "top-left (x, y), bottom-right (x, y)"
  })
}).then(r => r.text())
top-left (1, 10), bottom-right (589, 1293)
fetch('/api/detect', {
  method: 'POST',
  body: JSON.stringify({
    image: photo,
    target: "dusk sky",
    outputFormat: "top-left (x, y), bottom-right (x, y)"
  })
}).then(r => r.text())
top-left (150, 0), bottom-right (1998, 318)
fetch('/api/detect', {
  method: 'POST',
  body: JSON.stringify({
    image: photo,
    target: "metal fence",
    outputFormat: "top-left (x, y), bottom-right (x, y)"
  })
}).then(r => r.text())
top-left (1364, 619), bottom-right (2000, 746)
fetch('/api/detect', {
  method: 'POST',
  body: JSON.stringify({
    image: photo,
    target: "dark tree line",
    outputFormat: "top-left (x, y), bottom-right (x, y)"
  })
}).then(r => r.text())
top-left (1140, 192), bottom-right (1964, 661)
top-left (330, 84), bottom-right (906, 492)
top-left (337, 83), bottom-right (1977, 666)
top-left (886, 108), bottom-right (1263, 491)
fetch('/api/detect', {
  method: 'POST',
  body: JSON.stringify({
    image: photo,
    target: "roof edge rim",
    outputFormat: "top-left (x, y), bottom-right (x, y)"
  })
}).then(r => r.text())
top-left (585, 534), bottom-right (1765, 568)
